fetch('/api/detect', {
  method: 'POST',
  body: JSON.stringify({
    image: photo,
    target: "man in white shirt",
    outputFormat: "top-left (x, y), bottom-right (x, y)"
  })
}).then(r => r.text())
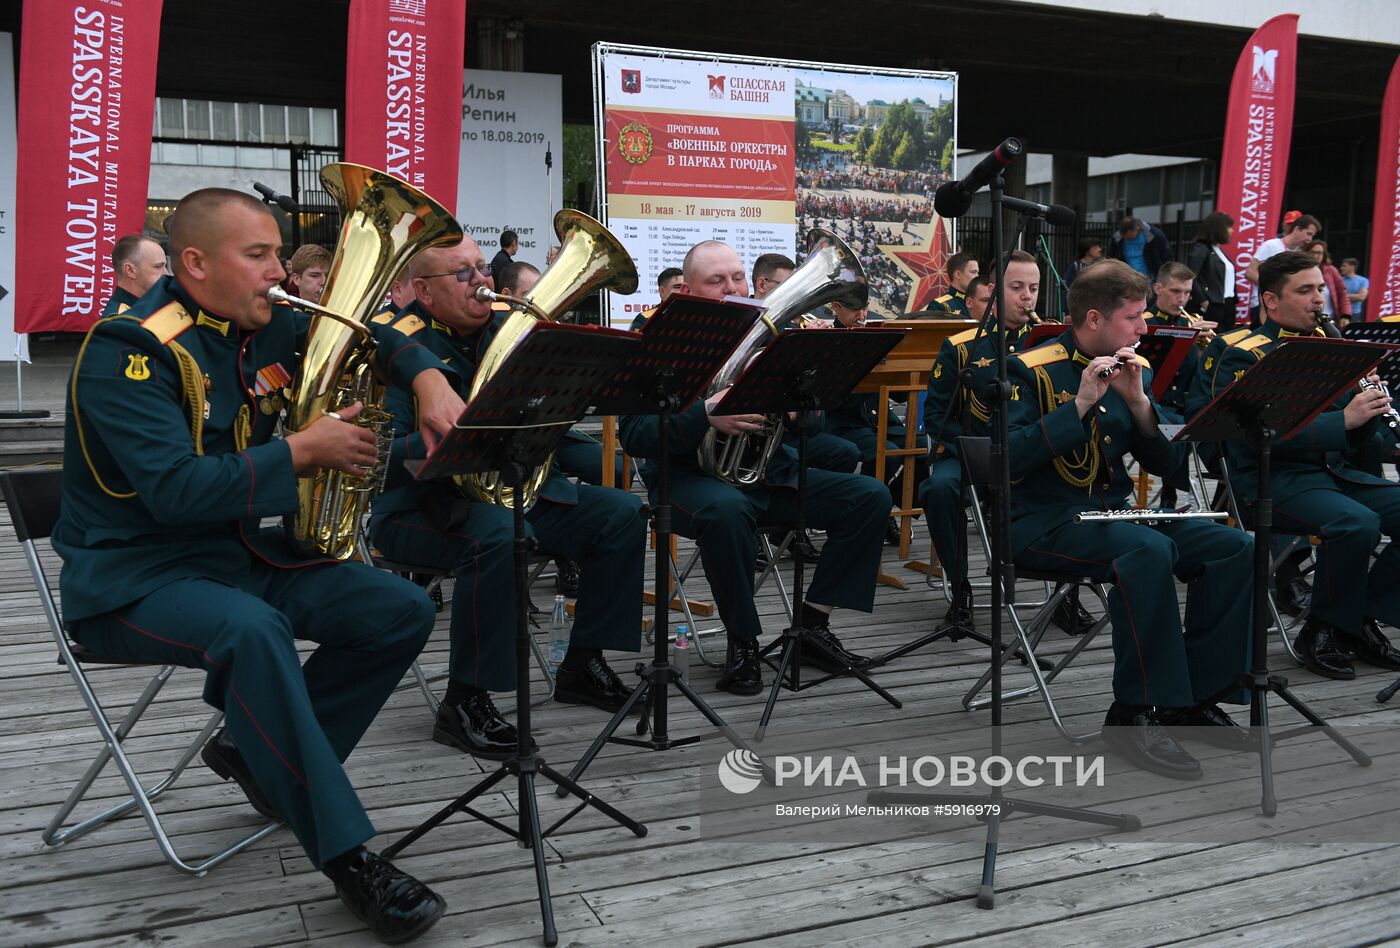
top-left (1244, 214), bottom-right (1319, 318)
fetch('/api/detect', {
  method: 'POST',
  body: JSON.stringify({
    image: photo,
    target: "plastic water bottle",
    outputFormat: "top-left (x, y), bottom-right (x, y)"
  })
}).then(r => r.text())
top-left (548, 594), bottom-right (569, 678)
top-left (673, 624), bottom-right (691, 681)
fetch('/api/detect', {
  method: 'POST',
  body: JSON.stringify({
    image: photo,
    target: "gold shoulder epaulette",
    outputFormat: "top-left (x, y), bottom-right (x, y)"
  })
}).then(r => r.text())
top-left (1381, 314), bottom-right (1400, 324)
top-left (949, 326), bottom-right (980, 346)
top-left (934, 294), bottom-right (953, 304)
top-left (1016, 342), bottom-right (1067, 369)
top-left (1221, 326), bottom-right (1253, 344)
top-left (1231, 333), bottom-right (1272, 353)
top-left (370, 311), bottom-right (396, 325)
top-left (139, 302), bottom-right (193, 345)
top-left (1134, 354), bottom-right (1152, 368)
top-left (394, 314), bottom-right (427, 337)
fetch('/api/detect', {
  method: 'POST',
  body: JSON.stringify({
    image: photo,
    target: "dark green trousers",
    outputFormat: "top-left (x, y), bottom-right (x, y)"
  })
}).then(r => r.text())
top-left (371, 484), bottom-right (646, 691)
top-left (70, 561), bottom-right (434, 868)
top-left (1273, 480), bottom-right (1400, 634)
top-left (665, 468), bottom-right (890, 641)
top-left (1017, 518), bottom-right (1253, 707)
top-left (554, 436), bottom-right (627, 487)
top-left (919, 456), bottom-right (967, 587)
top-left (784, 430), bottom-right (860, 473)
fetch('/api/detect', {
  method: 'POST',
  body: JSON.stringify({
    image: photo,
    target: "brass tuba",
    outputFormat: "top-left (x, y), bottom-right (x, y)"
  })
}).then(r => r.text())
top-left (697, 228), bottom-right (868, 485)
top-left (281, 162), bottom-right (463, 559)
top-left (456, 209), bottom-right (638, 509)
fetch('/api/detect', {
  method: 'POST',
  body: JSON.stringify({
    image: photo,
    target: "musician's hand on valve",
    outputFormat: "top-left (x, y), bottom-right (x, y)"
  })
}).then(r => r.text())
top-left (705, 388), bottom-right (766, 436)
top-left (1107, 347), bottom-right (1148, 407)
top-left (287, 402), bottom-right (378, 476)
top-left (413, 370), bottom-right (467, 454)
top-left (1344, 382), bottom-right (1393, 430)
top-left (1074, 357), bottom-right (1118, 417)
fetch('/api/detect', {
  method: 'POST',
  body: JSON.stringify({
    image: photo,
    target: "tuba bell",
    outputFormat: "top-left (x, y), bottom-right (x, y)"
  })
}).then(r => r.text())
top-left (456, 209), bottom-right (638, 509)
top-left (282, 162), bottom-right (463, 559)
top-left (697, 228), bottom-right (868, 486)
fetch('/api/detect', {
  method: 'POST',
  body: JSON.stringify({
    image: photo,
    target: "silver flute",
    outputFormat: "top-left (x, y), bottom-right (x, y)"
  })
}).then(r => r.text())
top-left (1097, 342), bottom-right (1141, 379)
top-left (1073, 509), bottom-right (1230, 524)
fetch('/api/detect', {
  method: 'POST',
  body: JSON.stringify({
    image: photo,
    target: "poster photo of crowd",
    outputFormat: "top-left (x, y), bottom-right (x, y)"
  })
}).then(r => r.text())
top-left (793, 69), bottom-right (957, 319)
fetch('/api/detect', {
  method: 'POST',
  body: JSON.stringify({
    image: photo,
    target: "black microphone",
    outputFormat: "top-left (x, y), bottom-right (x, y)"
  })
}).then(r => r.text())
top-left (1001, 194), bottom-right (1077, 227)
top-left (933, 137), bottom-right (1024, 218)
top-left (253, 182), bottom-right (300, 215)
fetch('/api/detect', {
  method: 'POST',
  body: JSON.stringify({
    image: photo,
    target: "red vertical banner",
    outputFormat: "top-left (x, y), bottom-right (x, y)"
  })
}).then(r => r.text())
top-left (15, 0), bottom-right (163, 333)
top-left (1367, 55), bottom-right (1400, 322)
top-left (345, 0), bottom-right (467, 210)
top-left (1215, 14), bottom-right (1298, 325)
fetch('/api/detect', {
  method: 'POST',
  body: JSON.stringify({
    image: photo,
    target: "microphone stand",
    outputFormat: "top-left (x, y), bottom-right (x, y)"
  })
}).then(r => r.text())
top-left (868, 171), bottom-right (1137, 909)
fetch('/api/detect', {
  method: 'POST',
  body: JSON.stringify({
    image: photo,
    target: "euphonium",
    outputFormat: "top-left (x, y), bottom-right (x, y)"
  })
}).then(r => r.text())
top-left (456, 209), bottom-right (638, 509)
top-left (282, 162), bottom-right (463, 559)
top-left (697, 228), bottom-right (869, 486)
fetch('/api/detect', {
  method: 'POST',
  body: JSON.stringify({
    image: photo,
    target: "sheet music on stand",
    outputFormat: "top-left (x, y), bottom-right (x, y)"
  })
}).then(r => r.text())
top-left (588, 291), bottom-right (762, 416)
top-left (1139, 325), bottom-right (1199, 401)
top-left (1175, 336), bottom-right (1393, 444)
top-left (711, 327), bottom-right (908, 416)
top-left (1343, 322), bottom-right (1400, 389)
top-left (411, 322), bottom-right (638, 481)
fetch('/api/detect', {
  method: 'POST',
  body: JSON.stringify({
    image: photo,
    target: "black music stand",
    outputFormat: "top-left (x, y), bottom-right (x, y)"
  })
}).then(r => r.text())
top-left (711, 327), bottom-right (908, 740)
top-left (1343, 322), bottom-right (1400, 389)
top-left (1025, 321), bottom-right (1067, 348)
top-left (383, 323), bottom-right (646, 948)
top-left (1139, 325), bottom-right (1201, 401)
top-left (562, 293), bottom-right (772, 789)
top-left (1177, 335), bottom-right (1387, 815)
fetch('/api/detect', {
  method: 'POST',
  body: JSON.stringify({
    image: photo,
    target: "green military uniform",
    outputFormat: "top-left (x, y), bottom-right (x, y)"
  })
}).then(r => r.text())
top-left (554, 429), bottom-right (628, 486)
top-left (1007, 330), bottom-right (1252, 707)
top-left (368, 301), bottom-right (646, 692)
top-left (918, 322), bottom-right (1032, 587)
top-left (100, 285), bottom-right (140, 317)
top-left (1211, 321), bottom-right (1400, 636)
top-left (54, 275), bottom-right (440, 869)
top-left (619, 316), bottom-right (890, 642)
top-left (927, 288), bottom-right (970, 318)
top-left (783, 413), bottom-right (861, 473)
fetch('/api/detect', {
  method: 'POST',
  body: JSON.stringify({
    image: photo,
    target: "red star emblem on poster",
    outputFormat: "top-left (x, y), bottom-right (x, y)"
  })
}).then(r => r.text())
top-left (879, 216), bottom-right (952, 314)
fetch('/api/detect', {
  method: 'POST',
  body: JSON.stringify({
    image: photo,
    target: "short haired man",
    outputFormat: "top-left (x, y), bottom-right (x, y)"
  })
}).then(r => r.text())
top-left (1008, 259), bottom-right (1253, 778)
top-left (496, 260), bottom-right (541, 300)
top-left (57, 188), bottom-right (466, 941)
top-left (657, 267), bottom-right (684, 302)
top-left (1212, 250), bottom-right (1400, 680)
top-left (1146, 261), bottom-right (1216, 416)
top-left (1244, 213), bottom-right (1320, 319)
top-left (286, 243), bottom-right (331, 304)
top-left (619, 239), bottom-right (891, 694)
top-left (490, 228), bottom-right (518, 280)
top-left (752, 253), bottom-right (795, 300)
top-left (927, 252), bottom-right (980, 317)
top-left (103, 234), bottom-right (168, 315)
top-left (1108, 216), bottom-right (1172, 280)
top-left (369, 236), bottom-right (648, 750)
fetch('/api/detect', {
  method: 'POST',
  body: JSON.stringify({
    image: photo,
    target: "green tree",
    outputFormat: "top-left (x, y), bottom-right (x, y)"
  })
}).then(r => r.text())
top-left (795, 119), bottom-right (812, 159)
top-left (854, 125), bottom-right (875, 162)
top-left (891, 131), bottom-right (916, 171)
top-left (926, 100), bottom-right (955, 169)
top-left (869, 101), bottom-right (928, 169)
top-left (941, 137), bottom-right (955, 173)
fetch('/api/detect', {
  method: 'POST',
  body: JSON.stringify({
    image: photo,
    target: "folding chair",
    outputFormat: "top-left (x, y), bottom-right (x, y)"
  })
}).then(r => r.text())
top-left (356, 530), bottom-right (556, 708)
top-left (953, 438), bottom-right (1112, 745)
top-left (0, 469), bottom-right (279, 876)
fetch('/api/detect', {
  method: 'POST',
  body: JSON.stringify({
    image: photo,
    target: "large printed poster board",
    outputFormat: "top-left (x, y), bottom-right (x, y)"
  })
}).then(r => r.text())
top-left (594, 44), bottom-right (957, 325)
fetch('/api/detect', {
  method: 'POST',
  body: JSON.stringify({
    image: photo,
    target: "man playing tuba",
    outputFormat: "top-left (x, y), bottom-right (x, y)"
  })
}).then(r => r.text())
top-left (619, 239), bottom-right (891, 696)
top-left (369, 235), bottom-right (649, 757)
top-left (54, 188), bottom-right (462, 943)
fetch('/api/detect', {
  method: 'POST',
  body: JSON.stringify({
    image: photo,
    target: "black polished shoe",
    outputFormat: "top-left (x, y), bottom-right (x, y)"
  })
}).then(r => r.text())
top-left (799, 621), bottom-right (870, 674)
top-left (1273, 551), bottom-right (1312, 618)
top-left (432, 690), bottom-right (517, 760)
top-left (1339, 619), bottom-right (1400, 671)
top-left (1101, 703), bottom-right (1202, 780)
top-left (1294, 618), bottom-right (1356, 680)
top-left (554, 556), bottom-right (580, 597)
top-left (202, 729), bottom-right (280, 820)
top-left (332, 849), bottom-right (445, 944)
top-left (410, 573), bottom-right (444, 613)
top-left (940, 581), bottom-right (975, 632)
top-left (716, 637), bottom-right (763, 696)
top-left (1162, 704), bottom-right (1253, 750)
top-left (885, 517), bottom-right (902, 546)
top-left (789, 529), bottom-right (822, 561)
top-left (554, 655), bottom-right (638, 714)
top-left (1051, 594), bottom-right (1096, 637)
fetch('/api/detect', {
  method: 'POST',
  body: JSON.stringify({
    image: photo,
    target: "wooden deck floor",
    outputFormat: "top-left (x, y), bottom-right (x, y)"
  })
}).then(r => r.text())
top-left (3, 487), bottom-right (1400, 948)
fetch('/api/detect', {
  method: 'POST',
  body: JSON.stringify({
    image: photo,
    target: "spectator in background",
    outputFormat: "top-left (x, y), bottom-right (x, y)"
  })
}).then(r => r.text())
top-left (1340, 258), bottom-right (1369, 321)
top-left (286, 244), bottom-right (331, 304)
top-left (752, 253), bottom-right (796, 300)
top-left (1063, 237), bottom-right (1103, 290)
top-left (103, 234), bottom-right (169, 316)
top-left (1186, 211), bottom-right (1239, 328)
top-left (927, 251), bottom-right (980, 317)
top-left (1245, 213), bottom-right (1320, 324)
top-left (1108, 216), bottom-right (1171, 280)
top-left (489, 229), bottom-right (518, 280)
top-left (657, 266), bottom-right (684, 302)
top-left (1305, 239), bottom-right (1352, 325)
